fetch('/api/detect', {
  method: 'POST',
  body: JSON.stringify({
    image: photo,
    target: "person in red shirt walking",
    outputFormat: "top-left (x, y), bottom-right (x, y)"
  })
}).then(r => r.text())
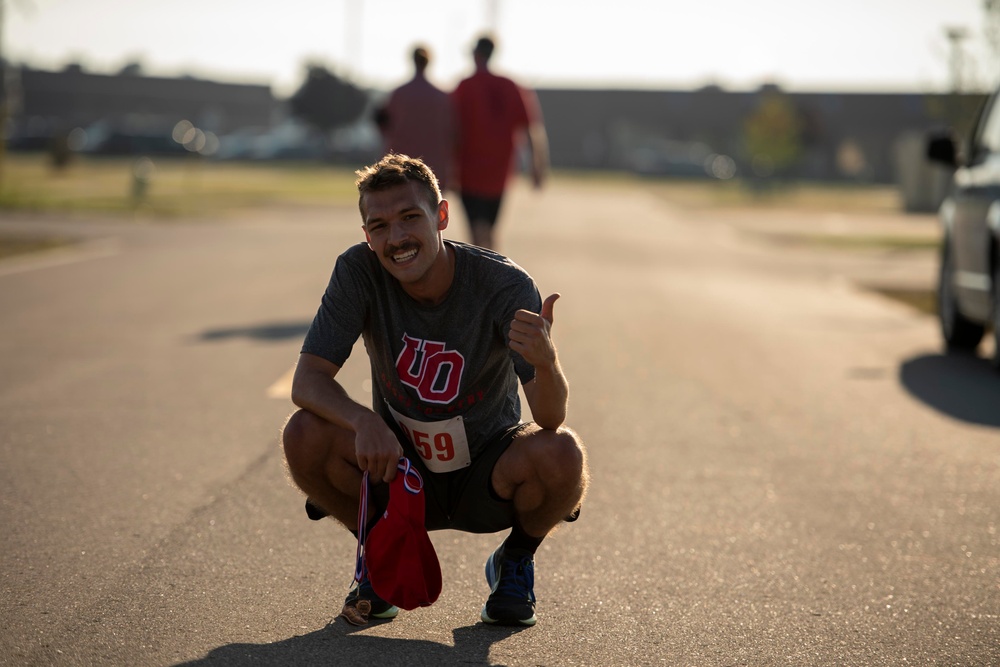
top-left (452, 35), bottom-right (549, 250)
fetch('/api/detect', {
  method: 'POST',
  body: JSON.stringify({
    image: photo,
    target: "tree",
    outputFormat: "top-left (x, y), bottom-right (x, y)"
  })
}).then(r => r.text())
top-left (743, 91), bottom-right (803, 180)
top-left (288, 64), bottom-right (369, 135)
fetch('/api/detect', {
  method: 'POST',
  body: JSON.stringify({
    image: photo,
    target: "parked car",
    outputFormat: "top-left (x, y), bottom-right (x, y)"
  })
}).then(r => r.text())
top-left (927, 87), bottom-right (1000, 368)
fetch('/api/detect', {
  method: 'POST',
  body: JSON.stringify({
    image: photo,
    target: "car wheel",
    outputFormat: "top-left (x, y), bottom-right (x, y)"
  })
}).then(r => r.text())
top-left (939, 241), bottom-right (984, 351)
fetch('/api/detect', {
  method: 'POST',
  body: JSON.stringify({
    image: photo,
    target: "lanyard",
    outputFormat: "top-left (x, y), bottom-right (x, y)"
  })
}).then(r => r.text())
top-left (352, 457), bottom-right (424, 586)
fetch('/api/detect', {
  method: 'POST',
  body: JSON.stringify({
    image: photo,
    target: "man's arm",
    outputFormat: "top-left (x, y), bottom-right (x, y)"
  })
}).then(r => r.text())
top-left (520, 87), bottom-right (549, 189)
top-left (291, 352), bottom-right (402, 482)
top-left (507, 294), bottom-right (568, 430)
top-left (524, 121), bottom-right (550, 189)
top-left (521, 364), bottom-right (568, 430)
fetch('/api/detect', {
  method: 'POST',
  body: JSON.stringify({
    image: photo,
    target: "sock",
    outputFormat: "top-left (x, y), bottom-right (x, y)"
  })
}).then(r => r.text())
top-left (502, 522), bottom-right (544, 556)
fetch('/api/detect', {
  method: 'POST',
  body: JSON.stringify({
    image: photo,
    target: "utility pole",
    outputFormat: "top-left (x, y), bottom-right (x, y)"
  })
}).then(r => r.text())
top-left (0, 0), bottom-right (28, 189)
top-left (940, 25), bottom-right (977, 137)
top-left (0, 0), bottom-right (7, 190)
top-left (344, 1), bottom-right (362, 82)
top-left (945, 26), bottom-right (970, 93)
top-left (486, 0), bottom-right (499, 32)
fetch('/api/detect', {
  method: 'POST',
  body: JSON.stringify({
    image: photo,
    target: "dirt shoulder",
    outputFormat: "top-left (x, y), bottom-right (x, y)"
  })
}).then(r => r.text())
top-left (629, 180), bottom-right (942, 316)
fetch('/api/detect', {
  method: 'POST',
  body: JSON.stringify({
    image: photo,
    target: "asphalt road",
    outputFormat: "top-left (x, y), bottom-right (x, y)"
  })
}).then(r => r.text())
top-left (1, 178), bottom-right (998, 667)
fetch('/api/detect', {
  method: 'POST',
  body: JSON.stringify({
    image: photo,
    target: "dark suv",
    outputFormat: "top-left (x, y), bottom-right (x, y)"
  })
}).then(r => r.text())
top-left (927, 88), bottom-right (1000, 368)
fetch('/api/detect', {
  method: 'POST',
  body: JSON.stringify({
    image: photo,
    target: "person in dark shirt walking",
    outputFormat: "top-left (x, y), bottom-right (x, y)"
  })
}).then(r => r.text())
top-left (375, 46), bottom-right (455, 192)
top-left (282, 153), bottom-right (587, 627)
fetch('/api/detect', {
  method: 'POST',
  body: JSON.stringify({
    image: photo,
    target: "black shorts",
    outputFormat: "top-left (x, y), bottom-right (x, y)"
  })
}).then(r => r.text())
top-left (460, 193), bottom-right (504, 228)
top-left (398, 422), bottom-right (532, 534)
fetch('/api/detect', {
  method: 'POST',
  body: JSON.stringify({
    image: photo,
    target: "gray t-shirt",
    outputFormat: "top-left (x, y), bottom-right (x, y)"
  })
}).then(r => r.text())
top-left (301, 240), bottom-right (542, 458)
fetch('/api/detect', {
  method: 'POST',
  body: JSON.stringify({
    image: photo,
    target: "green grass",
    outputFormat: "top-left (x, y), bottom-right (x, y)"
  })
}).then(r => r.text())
top-left (3, 155), bottom-right (907, 218)
top-left (555, 169), bottom-right (905, 212)
top-left (0, 154), bottom-right (366, 259)
top-left (0, 236), bottom-right (75, 260)
top-left (0, 155), bottom-right (925, 264)
top-left (0, 154), bottom-right (361, 217)
top-left (758, 232), bottom-right (941, 252)
top-left (868, 287), bottom-right (937, 316)
top-left (635, 177), bottom-right (904, 213)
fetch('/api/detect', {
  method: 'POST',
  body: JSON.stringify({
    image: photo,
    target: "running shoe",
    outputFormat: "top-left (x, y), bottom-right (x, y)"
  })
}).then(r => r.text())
top-left (339, 577), bottom-right (399, 626)
top-left (480, 546), bottom-right (537, 626)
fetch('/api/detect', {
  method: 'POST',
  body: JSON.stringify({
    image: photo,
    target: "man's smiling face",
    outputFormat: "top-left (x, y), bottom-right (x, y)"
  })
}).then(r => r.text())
top-left (361, 180), bottom-right (452, 302)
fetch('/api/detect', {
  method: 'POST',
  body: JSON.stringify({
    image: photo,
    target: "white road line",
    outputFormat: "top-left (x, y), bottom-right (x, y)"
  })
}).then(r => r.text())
top-left (267, 365), bottom-right (296, 399)
top-left (0, 239), bottom-right (121, 277)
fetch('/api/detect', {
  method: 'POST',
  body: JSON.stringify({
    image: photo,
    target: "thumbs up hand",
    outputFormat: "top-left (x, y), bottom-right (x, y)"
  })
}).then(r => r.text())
top-left (508, 293), bottom-right (560, 368)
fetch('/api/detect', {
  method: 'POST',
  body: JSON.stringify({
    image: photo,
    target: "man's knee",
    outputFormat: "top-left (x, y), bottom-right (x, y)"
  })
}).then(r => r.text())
top-left (530, 428), bottom-right (587, 488)
top-left (282, 408), bottom-right (307, 448)
top-left (281, 409), bottom-right (330, 472)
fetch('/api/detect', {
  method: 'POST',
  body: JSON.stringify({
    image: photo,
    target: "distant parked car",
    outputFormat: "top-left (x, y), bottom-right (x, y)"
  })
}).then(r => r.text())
top-left (213, 120), bottom-right (328, 161)
top-left (88, 130), bottom-right (188, 156)
top-left (628, 140), bottom-right (737, 180)
top-left (926, 87), bottom-right (1000, 368)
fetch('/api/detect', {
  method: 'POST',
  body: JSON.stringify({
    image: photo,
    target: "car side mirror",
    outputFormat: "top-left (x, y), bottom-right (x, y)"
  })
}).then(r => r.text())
top-left (926, 132), bottom-right (959, 168)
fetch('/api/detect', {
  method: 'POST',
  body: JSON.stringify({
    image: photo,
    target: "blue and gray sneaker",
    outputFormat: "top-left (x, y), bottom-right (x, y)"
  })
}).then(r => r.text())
top-left (480, 546), bottom-right (537, 626)
top-left (339, 577), bottom-right (399, 626)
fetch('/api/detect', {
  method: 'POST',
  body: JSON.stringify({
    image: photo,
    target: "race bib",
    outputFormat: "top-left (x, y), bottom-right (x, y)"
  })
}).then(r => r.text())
top-left (386, 402), bottom-right (472, 474)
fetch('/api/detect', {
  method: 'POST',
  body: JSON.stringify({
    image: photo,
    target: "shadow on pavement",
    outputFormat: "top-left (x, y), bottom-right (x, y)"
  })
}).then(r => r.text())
top-left (197, 321), bottom-right (311, 342)
top-left (173, 622), bottom-right (524, 667)
top-left (899, 352), bottom-right (1000, 428)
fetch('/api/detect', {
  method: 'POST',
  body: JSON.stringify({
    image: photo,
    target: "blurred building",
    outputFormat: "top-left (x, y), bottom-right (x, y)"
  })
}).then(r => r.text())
top-left (6, 63), bottom-right (277, 154)
top-left (536, 85), bottom-right (987, 209)
top-left (5, 62), bottom-right (988, 211)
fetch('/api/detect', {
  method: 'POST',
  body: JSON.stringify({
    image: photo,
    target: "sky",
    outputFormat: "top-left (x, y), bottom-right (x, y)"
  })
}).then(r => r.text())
top-left (5, 0), bottom-right (997, 97)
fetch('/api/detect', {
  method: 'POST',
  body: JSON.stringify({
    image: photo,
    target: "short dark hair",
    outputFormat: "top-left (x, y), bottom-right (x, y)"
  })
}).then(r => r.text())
top-left (474, 36), bottom-right (495, 60)
top-left (355, 153), bottom-right (442, 218)
top-left (412, 46), bottom-right (429, 71)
